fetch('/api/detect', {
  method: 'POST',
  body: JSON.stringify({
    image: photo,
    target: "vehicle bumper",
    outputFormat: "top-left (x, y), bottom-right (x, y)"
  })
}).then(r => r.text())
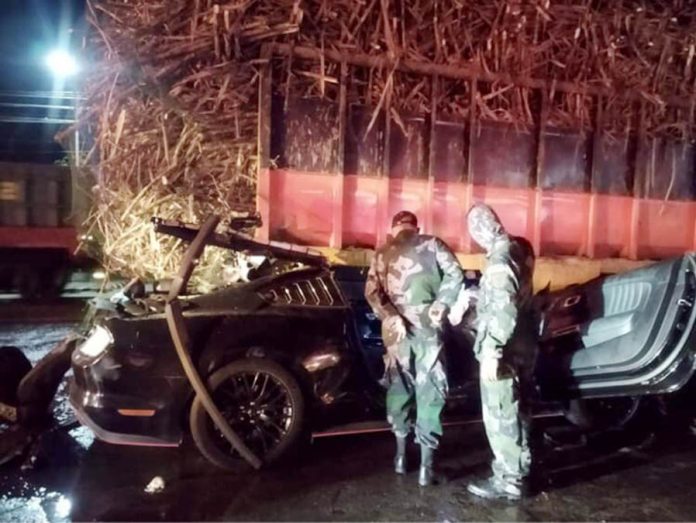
top-left (69, 350), bottom-right (185, 447)
top-left (68, 382), bottom-right (180, 447)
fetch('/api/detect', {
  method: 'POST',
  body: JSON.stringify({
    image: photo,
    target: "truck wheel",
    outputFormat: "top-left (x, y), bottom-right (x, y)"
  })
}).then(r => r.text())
top-left (0, 347), bottom-right (32, 406)
top-left (42, 265), bottom-right (69, 299)
top-left (14, 268), bottom-right (41, 301)
top-left (190, 358), bottom-right (305, 470)
top-left (563, 397), bottom-right (641, 431)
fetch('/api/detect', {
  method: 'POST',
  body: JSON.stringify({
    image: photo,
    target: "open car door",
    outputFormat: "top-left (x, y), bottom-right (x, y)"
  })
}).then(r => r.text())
top-left (537, 254), bottom-right (696, 399)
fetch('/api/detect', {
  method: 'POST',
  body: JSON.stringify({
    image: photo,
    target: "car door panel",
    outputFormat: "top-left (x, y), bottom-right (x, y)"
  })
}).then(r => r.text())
top-left (538, 254), bottom-right (696, 397)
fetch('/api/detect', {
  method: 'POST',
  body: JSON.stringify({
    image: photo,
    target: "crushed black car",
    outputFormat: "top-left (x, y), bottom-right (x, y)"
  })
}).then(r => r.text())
top-left (67, 216), bottom-right (696, 470)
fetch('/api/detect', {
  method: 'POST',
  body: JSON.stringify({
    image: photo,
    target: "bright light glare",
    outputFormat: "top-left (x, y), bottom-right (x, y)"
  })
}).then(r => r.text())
top-left (45, 49), bottom-right (79, 78)
top-left (55, 495), bottom-right (72, 519)
top-left (78, 325), bottom-right (112, 358)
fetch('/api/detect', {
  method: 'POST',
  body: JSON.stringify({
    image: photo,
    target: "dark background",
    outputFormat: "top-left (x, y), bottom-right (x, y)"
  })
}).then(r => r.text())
top-left (0, 0), bottom-right (85, 162)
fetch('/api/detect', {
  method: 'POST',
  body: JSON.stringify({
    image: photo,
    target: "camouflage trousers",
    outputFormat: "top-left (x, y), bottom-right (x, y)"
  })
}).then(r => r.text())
top-left (479, 361), bottom-right (532, 486)
top-left (384, 329), bottom-right (447, 449)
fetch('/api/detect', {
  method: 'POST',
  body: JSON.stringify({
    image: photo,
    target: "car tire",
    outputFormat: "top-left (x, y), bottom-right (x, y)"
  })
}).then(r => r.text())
top-left (0, 346), bottom-right (32, 406)
top-left (190, 358), bottom-right (305, 471)
top-left (563, 396), bottom-right (642, 431)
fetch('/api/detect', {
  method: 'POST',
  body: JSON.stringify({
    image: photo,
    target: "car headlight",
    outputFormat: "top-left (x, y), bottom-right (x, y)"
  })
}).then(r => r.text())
top-left (78, 325), bottom-right (113, 358)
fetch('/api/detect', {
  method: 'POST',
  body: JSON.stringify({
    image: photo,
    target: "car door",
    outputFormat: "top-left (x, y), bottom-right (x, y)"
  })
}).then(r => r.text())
top-left (332, 266), bottom-right (386, 385)
top-left (537, 254), bottom-right (696, 398)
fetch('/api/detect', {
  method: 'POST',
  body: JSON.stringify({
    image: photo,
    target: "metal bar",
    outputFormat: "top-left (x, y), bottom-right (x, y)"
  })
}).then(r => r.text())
top-left (256, 45), bottom-right (272, 242)
top-left (587, 96), bottom-right (604, 258)
top-left (0, 90), bottom-right (85, 101)
top-left (531, 89), bottom-right (548, 256)
top-left (376, 76), bottom-right (392, 247)
top-left (164, 214), bottom-right (262, 469)
top-left (589, 97), bottom-right (604, 194)
top-left (628, 102), bottom-right (646, 260)
top-left (690, 106), bottom-right (696, 253)
top-left (462, 79), bottom-right (477, 252)
top-left (166, 301), bottom-right (262, 469)
top-left (74, 97), bottom-right (81, 168)
top-left (0, 102), bottom-right (76, 110)
top-left (312, 411), bottom-right (561, 439)
top-left (167, 216), bottom-right (220, 301)
top-left (425, 75), bottom-right (437, 234)
top-left (331, 61), bottom-right (347, 249)
top-left (0, 116), bottom-right (74, 124)
top-left (272, 43), bottom-right (696, 111)
top-left (153, 218), bottom-right (327, 266)
top-left (533, 90), bottom-right (549, 192)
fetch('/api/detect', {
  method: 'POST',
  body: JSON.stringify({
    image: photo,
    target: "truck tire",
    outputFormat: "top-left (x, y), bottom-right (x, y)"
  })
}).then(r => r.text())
top-left (14, 268), bottom-right (41, 301)
top-left (42, 264), bottom-right (69, 299)
top-left (190, 358), bottom-right (305, 471)
top-left (0, 347), bottom-right (32, 406)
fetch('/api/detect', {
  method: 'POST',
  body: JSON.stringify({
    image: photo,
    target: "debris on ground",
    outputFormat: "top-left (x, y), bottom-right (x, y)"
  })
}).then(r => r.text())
top-left (0, 403), bottom-right (17, 423)
top-left (144, 476), bottom-right (166, 494)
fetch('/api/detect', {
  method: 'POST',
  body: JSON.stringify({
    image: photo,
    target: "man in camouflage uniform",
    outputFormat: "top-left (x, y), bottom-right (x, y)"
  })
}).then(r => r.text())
top-left (465, 203), bottom-right (537, 500)
top-left (365, 210), bottom-right (464, 486)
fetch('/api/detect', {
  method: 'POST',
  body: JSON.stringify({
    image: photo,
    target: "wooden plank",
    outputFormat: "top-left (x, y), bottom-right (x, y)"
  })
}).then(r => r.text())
top-left (425, 75), bottom-right (437, 234)
top-left (272, 43), bottom-right (696, 112)
top-left (256, 44), bottom-right (272, 242)
top-left (586, 96), bottom-right (604, 258)
top-left (330, 61), bottom-right (347, 249)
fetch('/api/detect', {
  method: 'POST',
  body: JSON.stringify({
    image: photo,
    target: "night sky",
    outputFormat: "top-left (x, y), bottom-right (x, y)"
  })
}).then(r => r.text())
top-left (0, 0), bottom-right (85, 162)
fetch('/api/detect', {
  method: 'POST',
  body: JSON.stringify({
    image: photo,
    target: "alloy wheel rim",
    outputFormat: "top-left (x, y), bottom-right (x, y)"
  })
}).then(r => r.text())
top-left (209, 371), bottom-right (294, 457)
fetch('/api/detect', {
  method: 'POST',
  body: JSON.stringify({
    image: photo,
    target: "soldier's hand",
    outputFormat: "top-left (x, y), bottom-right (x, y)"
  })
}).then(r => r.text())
top-left (448, 287), bottom-right (478, 326)
top-left (428, 302), bottom-right (448, 327)
top-left (383, 347), bottom-right (399, 371)
top-left (480, 357), bottom-right (499, 382)
top-left (384, 315), bottom-right (407, 343)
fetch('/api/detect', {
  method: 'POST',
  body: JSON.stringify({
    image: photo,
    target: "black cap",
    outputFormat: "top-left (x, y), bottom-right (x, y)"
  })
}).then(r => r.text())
top-left (391, 210), bottom-right (418, 228)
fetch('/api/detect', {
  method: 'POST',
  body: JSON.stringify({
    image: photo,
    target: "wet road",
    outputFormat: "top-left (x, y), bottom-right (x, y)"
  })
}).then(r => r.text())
top-left (2, 304), bottom-right (696, 521)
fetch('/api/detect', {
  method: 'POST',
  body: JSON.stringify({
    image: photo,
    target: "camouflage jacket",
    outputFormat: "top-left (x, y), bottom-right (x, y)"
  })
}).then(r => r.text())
top-left (365, 230), bottom-right (464, 332)
top-left (474, 234), bottom-right (535, 362)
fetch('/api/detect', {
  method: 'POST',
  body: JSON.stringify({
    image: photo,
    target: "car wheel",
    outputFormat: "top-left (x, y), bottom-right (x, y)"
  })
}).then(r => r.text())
top-left (0, 346), bottom-right (32, 407)
top-left (563, 396), bottom-right (641, 431)
top-left (190, 358), bottom-right (305, 470)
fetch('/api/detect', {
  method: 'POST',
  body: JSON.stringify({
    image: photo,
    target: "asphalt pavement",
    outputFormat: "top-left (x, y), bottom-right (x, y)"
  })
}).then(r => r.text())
top-left (2, 302), bottom-right (696, 521)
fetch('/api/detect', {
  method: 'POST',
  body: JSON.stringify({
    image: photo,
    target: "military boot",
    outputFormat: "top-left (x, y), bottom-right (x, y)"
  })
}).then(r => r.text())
top-left (394, 436), bottom-right (407, 474)
top-left (467, 476), bottom-right (526, 501)
top-left (418, 445), bottom-right (438, 486)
